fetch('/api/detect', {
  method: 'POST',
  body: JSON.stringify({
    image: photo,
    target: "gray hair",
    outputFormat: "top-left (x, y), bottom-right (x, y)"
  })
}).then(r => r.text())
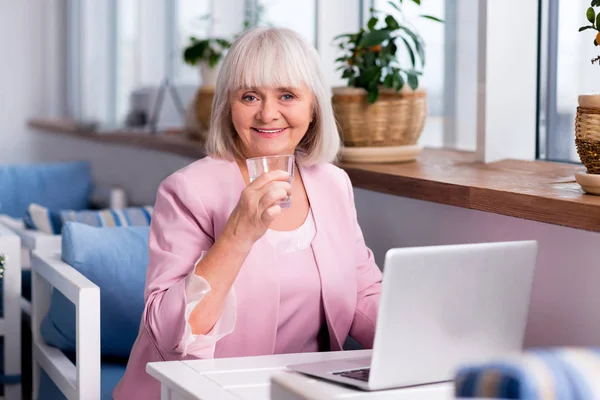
top-left (205, 27), bottom-right (340, 166)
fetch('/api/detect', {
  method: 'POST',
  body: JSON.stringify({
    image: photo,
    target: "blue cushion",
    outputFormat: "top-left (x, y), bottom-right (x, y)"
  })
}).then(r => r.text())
top-left (24, 203), bottom-right (153, 234)
top-left (38, 361), bottom-right (126, 400)
top-left (41, 222), bottom-right (149, 358)
top-left (0, 161), bottom-right (93, 218)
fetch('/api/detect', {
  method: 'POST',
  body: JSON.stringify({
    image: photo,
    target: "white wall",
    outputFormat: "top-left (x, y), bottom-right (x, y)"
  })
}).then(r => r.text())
top-left (0, 0), bottom-right (193, 206)
top-left (354, 188), bottom-right (600, 348)
top-left (0, 1), bottom-right (45, 163)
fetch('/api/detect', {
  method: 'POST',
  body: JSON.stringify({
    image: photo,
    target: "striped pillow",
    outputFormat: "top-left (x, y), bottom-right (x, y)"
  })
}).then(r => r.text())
top-left (24, 203), bottom-right (153, 234)
top-left (454, 347), bottom-right (600, 399)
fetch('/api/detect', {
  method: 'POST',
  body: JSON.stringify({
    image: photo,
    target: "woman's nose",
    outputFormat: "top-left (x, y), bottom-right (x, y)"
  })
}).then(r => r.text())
top-left (257, 98), bottom-right (280, 123)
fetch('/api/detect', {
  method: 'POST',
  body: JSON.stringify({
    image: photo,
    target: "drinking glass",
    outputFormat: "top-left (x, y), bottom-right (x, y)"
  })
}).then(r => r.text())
top-left (246, 155), bottom-right (295, 208)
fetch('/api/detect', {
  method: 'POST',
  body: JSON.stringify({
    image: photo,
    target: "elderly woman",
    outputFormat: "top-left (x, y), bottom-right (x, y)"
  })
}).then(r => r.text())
top-left (114, 27), bottom-right (382, 399)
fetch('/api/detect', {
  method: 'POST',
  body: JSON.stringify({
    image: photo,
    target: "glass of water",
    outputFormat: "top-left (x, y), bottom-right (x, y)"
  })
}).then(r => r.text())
top-left (246, 155), bottom-right (295, 208)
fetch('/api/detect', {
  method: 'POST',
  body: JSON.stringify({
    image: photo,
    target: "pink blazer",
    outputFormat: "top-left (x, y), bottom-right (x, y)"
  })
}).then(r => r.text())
top-left (114, 156), bottom-right (382, 399)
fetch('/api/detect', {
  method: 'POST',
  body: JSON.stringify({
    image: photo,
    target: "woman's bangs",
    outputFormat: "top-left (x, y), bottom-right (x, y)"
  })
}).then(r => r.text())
top-left (229, 36), bottom-right (313, 91)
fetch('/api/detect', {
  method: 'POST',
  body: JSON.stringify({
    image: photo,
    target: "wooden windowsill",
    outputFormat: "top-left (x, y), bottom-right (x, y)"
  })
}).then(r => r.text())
top-left (28, 119), bottom-right (206, 159)
top-left (29, 118), bottom-right (600, 233)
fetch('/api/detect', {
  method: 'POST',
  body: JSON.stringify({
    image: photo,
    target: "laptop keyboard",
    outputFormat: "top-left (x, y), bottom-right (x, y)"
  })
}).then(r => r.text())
top-left (333, 367), bottom-right (371, 382)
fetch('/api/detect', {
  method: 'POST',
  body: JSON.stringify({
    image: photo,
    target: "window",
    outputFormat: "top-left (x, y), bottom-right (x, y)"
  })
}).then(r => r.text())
top-left (115, 0), bottom-right (141, 125)
top-left (173, 1), bottom-right (214, 85)
top-left (64, 0), bottom-right (478, 153)
top-left (539, 0), bottom-right (600, 163)
top-left (258, 0), bottom-right (317, 46)
top-left (67, 0), bottom-right (168, 127)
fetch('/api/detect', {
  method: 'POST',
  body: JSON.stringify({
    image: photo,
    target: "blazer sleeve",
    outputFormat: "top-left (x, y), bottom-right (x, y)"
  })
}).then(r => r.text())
top-left (342, 171), bottom-right (382, 349)
top-left (142, 171), bottom-right (235, 359)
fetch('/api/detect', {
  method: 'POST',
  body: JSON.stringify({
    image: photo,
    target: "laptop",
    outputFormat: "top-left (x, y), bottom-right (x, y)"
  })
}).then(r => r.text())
top-left (287, 240), bottom-right (538, 391)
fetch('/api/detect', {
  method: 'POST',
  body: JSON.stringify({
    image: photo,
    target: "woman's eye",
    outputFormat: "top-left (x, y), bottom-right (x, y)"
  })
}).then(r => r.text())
top-left (243, 95), bottom-right (257, 102)
top-left (281, 94), bottom-right (294, 100)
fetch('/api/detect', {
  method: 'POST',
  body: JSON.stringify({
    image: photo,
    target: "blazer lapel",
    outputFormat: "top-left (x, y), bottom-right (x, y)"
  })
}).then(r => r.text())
top-left (300, 164), bottom-right (354, 351)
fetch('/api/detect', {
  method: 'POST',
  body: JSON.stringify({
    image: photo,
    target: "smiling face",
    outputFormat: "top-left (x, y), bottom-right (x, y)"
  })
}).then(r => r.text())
top-left (230, 85), bottom-right (314, 159)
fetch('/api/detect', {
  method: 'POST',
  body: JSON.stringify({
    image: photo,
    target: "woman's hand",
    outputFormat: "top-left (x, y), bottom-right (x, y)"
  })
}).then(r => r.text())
top-left (222, 170), bottom-right (291, 250)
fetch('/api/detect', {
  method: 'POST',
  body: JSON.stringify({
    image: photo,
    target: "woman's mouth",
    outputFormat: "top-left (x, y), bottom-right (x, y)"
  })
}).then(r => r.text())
top-left (252, 127), bottom-right (288, 138)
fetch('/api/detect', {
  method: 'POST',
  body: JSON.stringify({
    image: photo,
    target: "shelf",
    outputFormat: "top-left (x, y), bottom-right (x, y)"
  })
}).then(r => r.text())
top-left (30, 118), bottom-right (600, 233)
top-left (28, 119), bottom-right (205, 159)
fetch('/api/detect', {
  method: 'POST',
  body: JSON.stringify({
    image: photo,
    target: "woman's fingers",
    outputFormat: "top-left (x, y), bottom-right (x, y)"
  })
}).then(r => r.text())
top-left (247, 170), bottom-right (291, 190)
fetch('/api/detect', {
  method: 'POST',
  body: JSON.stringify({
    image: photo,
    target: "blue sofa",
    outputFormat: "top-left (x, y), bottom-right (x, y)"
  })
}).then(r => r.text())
top-left (0, 160), bottom-right (95, 304)
top-left (0, 161), bottom-right (94, 219)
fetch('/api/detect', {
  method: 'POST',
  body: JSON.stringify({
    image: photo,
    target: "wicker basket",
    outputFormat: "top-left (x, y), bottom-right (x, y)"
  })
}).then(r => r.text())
top-left (575, 95), bottom-right (600, 174)
top-left (332, 87), bottom-right (427, 147)
top-left (188, 86), bottom-right (215, 141)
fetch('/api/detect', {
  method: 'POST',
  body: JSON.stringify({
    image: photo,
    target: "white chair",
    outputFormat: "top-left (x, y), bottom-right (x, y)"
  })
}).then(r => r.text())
top-left (0, 216), bottom-right (61, 318)
top-left (0, 223), bottom-right (23, 399)
top-left (30, 249), bottom-right (100, 400)
top-left (29, 222), bottom-right (148, 399)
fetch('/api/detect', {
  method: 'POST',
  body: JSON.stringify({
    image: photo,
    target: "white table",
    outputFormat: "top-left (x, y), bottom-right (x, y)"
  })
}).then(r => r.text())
top-left (146, 350), bottom-right (454, 400)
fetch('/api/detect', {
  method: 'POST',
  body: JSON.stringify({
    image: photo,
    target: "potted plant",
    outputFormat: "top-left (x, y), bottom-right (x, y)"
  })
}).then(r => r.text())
top-left (575, 0), bottom-right (600, 194)
top-left (183, 37), bottom-right (231, 87)
top-left (333, 0), bottom-right (442, 163)
top-left (182, 36), bottom-right (231, 140)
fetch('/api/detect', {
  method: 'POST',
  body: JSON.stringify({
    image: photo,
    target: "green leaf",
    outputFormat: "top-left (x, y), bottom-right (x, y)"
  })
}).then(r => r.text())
top-left (364, 51), bottom-right (376, 67)
top-left (593, 0), bottom-right (600, 7)
top-left (400, 36), bottom-right (416, 67)
top-left (383, 73), bottom-right (394, 88)
top-left (389, 40), bottom-right (398, 56)
top-left (587, 7), bottom-right (596, 24)
top-left (407, 71), bottom-right (419, 90)
top-left (393, 70), bottom-right (405, 91)
top-left (342, 68), bottom-right (354, 79)
top-left (358, 29), bottom-right (390, 48)
top-left (399, 26), bottom-right (425, 66)
top-left (387, 1), bottom-right (402, 13)
top-left (367, 87), bottom-right (379, 104)
top-left (360, 67), bottom-right (381, 86)
top-left (385, 15), bottom-right (400, 30)
top-left (597, 13), bottom-right (600, 29)
top-left (368, 17), bottom-right (378, 30)
top-left (420, 14), bottom-right (444, 23)
top-left (208, 52), bottom-right (221, 68)
top-left (215, 39), bottom-right (231, 48)
top-left (579, 26), bottom-right (595, 31)
top-left (183, 40), bottom-right (209, 65)
top-left (411, 0), bottom-right (421, 5)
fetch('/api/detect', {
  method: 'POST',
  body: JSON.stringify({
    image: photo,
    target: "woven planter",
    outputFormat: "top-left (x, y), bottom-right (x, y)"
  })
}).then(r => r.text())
top-left (332, 87), bottom-right (427, 147)
top-left (575, 95), bottom-right (600, 174)
top-left (188, 86), bottom-right (215, 141)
